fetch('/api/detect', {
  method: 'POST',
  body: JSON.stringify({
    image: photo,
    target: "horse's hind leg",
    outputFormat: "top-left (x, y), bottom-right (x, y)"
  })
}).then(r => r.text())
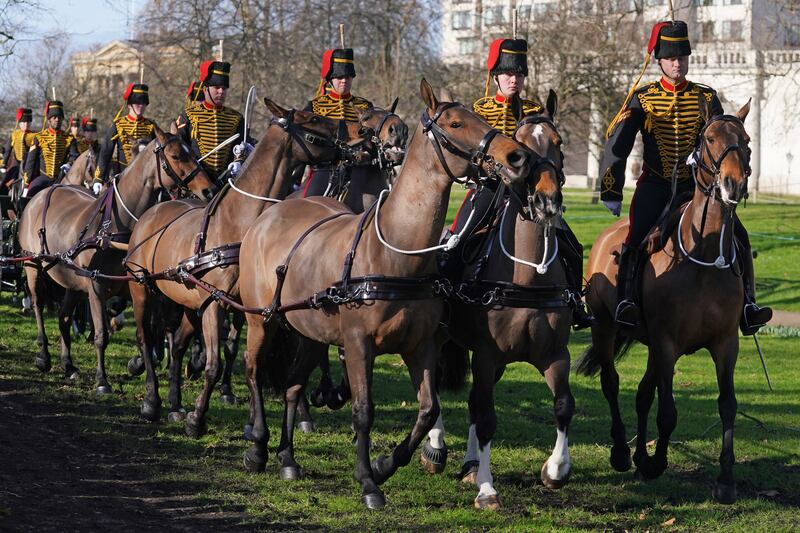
top-left (711, 336), bottom-right (739, 504)
top-left (596, 328), bottom-right (631, 472)
top-left (242, 313), bottom-right (273, 473)
top-left (27, 266), bottom-right (51, 372)
top-left (57, 289), bottom-right (81, 379)
top-left (186, 302), bottom-right (222, 438)
top-left (131, 280), bottom-right (160, 421)
top-left (219, 311), bottom-right (244, 404)
top-left (87, 281), bottom-right (112, 394)
top-left (167, 311), bottom-right (195, 422)
top-left (539, 349), bottom-right (575, 490)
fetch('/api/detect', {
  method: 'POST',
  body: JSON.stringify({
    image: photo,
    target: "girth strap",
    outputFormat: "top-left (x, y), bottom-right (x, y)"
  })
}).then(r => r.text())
top-left (454, 280), bottom-right (574, 309)
top-left (179, 242), bottom-right (240, 277)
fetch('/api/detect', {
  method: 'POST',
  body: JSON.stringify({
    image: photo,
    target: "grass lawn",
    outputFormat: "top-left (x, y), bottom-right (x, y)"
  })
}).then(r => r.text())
top-left (0, 188), bottom-right (797, 530)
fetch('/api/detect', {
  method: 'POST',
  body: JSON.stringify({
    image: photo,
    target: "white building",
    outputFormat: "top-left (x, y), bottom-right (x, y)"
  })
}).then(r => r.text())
top-left (441, 0), bottom-right (800, 196)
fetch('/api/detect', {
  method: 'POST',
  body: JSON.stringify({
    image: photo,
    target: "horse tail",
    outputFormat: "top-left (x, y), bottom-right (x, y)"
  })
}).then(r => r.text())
top-left (575, 332), bottom-right (636, 377)
top-left (437, 340), bottom-right (470, 392)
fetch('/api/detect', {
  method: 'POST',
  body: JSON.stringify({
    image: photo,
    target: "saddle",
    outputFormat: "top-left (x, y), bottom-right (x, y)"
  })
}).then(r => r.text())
top-left (642, 190), bottom-right (694, 255)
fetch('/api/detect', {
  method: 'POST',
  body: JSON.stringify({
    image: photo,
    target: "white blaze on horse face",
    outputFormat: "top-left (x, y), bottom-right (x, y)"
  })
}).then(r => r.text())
top-left (476, 441), bottom-right (497, 497)
top-left (545, 427), bottom-right (571, 481)
top-left (464, 423), bottom-right (480, 462)
top-left (427, 402), bottom-right (446, 449)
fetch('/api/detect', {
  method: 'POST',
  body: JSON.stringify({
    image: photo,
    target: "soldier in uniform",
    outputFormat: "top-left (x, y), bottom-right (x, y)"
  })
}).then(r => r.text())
top-left (448, 38), bottom-right (592, 329)
top-left (300, 48), bottom-right (372, 197)
top-left (24, 100), bottom-right (75, 197)
top-left (176, 61), bottom-right (249, 183)
top-left (600, 20), bottom-right (771, 334)
top-left (68, 115), bottom-right (92, 155)
top-left (3, 107), bottom-right (36, 191)
top-left (93, 83), bottom-right (156, 194)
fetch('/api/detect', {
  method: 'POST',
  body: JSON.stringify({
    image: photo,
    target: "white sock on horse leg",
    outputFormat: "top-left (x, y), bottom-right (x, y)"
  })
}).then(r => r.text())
top-left (427, 409), bottom-right (445, 449)
top-left (464, 424), bottom-right (479, 463)
top-left (476, 440), bottom-right (496, 497)
top-left (546, 427), bottom-right (571, 480)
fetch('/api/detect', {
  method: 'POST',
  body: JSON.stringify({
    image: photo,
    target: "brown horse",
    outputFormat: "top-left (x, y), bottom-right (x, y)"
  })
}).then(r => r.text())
top-left (422, 93), bottom-right (576, 509)
top-left (577, 99), bottom-right (752, 503)
top-left (61, 144), bottom-right (99, 188)
top-left (123, 100), bottom-right (370, 427)
top-left (237, 80), bottom-right (533, 509)
top-left (17, 126), bottom-right (216, 393)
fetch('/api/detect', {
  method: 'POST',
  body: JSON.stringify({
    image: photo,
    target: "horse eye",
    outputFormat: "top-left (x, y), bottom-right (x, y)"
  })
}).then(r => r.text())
top-left (363, 113), bottom-right (373, 121)
top-left (450, 121), bottom-right (462, 128)
top-left (706, 136), bottom-right (714, 144)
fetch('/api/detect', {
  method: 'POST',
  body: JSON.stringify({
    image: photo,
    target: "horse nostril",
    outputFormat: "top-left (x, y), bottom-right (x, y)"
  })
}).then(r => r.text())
top-left (533, 191), bottom-right (546, 211)
top-left (507, 149), bottom-right (529, 169)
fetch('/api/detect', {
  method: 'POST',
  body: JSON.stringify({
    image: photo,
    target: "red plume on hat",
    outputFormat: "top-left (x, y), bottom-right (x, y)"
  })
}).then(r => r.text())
top-left (320, 50), bottom-right (334, 80)
top-left (648, 22), bottom-right (670, 54)
top-left (487, 39), bottom-right (504, 72)
top-left (199, 60), bottom-right (213, 83)
top-left (123, 83), bottom-right (134, 101)
top-left (81, 116), bottom-right (89, 129)
top-left (16, 107), bottom-right (25, 121)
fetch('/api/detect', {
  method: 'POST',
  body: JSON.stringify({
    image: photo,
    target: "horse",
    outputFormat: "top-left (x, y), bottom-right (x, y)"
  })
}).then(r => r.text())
top-left (576, 98), bottom-right (752, 504)
top-left (237, 79), bottom-right (533, 509)
top-left (61, 144), bottom-right (99, 188)
top-left (418, 92), bottom-right (575, 510)
top-left (17, 126), bottom-right (217, 393)
top-left (123, 100), bottom-right (372, 428)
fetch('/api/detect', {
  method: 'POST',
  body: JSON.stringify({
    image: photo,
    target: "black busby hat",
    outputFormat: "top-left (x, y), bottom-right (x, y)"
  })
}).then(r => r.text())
top-left (650, 20), bottom-right (692, 59)
top-left (124, 83), bottom-right (149, 105)
top-left (82, 117), bottom-right (97, 132)
top-left (46, 100), bottom-right (65, 119)
top-left (16, 107), bottom-right (33, 123)
top-left (321, 49), bottom-right (356, 80)
top-left (488, 39), bottom-right (528, 76)
top-left (200, 61), bottom-right (230, 88)
top-left (69, 116), bottom-right (80, 128)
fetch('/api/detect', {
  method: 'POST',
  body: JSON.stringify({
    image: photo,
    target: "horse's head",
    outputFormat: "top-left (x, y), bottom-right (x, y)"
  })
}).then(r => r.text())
top-left (355, 99), bottom-right (408, 165)
top-left (696, 97), bottom-right (752, 207)
top-left (153, 125), bottom-right (218, 201)
top-left (514, 90), bottom-right (564, 221)
top-left (419, 78), bottom-right (531, 188)
top-left (264, 98), bottom-right (367, 165)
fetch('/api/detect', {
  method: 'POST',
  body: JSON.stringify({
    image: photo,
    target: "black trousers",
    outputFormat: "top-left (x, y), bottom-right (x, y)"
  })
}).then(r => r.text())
top-left (26, 175), bottom-right (55, 197)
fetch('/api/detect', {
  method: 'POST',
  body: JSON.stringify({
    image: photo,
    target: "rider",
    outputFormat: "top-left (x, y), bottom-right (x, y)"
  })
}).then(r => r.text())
top-left (448, 37), bottom-right (593, 329)
top-left (93, 83), bottom-right (156, 194)
top-left (176, 61), bottom-right (250, 184)
top-left (23, 100), bottom-right (76, 197)
top-left (600, 20), bottom-right (772, 334)
top-left (301, 47), bottom-right (373, 196)
top-left (3, 107), bottom-right (35, 191)
top-left (68, 115), bottom-right (91, 155)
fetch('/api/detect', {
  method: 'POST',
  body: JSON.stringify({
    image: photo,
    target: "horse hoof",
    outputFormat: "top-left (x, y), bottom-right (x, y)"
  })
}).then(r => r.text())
top-left (279, 466), bottom-right (304, 481)
top-left (243, 424), bottom-right (254, 442)
top-left (459, 460), bottom-right (479, 484)
top-left (370, 455), bottom-right (392, 486)
top-left (474, 494), bottom-right (501, 510)
top-left (185, 411), bottom-right (207, 438)
top-left (326, 392), bottom-right (348, 411)
top-left (140, 399), bottom-right (161, 422)
top-left (540, 459), bottom-right (571, 490)
top-left (310, 388), bottom-right (326, 408)
top-left (610, 443), bottom-right (632, 472)
top-left (219, 394), bottom-right (237, 405)
top-left (713, 482), bottom-right (737, 504)
top-left (127, 356), bottom-right (145, 377)
top-left (168, 409), bottom-right (187, 423)
top-left (96, 385), bottom-right (113, 395)
top-left (243, 447), bottom-right (267, 473)
top-left (297, 421), bottom-right (315, 434)
top-left (420, 442), bottom-right (447, 474)
top-left (63, 365), bottom-right (80, 380)
top-left (360, 489), bottom-right (386, 510)
top-left (34, 356), bottom-right (51, 373)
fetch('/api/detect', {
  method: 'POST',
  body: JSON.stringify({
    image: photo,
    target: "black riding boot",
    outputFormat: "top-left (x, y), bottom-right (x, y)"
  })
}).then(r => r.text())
top-left (556, 226), bottom-right (593, 330)
top-left (738, 241), bottom-right (772, 335)
top-left (615, 245), bottom-right (641, 328)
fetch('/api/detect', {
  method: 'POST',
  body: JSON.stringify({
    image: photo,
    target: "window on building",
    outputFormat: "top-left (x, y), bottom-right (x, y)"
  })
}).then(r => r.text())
top-left (533, 2), bottom-right (557, 17)
top-left (722, 0), bottom-right (742, 5)
top-left (570, 0), bottom-right (593, 14)
top-left (693, 0), bottom-right (714, 6)
top-left (452, 10), bottom-right (472, 30)
top-left (484, 6), bottom-right (505, 25)
top-left (612, 0), bottom-right (636, 12)
top-left (722, 20), bottom-right (743, 41)
top-left (699, 21), bottom-right (716, 41)
top-left (458, 38), bottom-right (476, 55)
top-left (518, 5), bottom-right (531, 20)
top-left (646, 0), bottom-right (665, 6)
top-left (788, 23), bottom-right (800, 47)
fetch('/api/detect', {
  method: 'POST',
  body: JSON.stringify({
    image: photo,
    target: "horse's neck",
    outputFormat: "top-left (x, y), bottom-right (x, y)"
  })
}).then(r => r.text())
top-left (370, 125), bottom-right (452, 263)
top-left (213, 132), bottom-right (293, 239)
top-left (113, 149), bottom-right (157, 230)
top-left (509, 212), bottom-right (564, 285)
top-left (679, 189), bottom-right (735, 263)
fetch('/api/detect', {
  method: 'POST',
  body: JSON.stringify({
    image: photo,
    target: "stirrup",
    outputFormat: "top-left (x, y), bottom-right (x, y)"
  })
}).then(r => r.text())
top-left (572, 305), bottom-right (595, 330)
top-left (614, 300), bottom-right (640, 328)
top-left (740, 302), bottom-right (772, 336)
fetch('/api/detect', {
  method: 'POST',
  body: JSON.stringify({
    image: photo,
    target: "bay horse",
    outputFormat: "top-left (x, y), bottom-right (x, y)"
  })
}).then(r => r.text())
top-left (237, 79), bottom-right (533, 509)
top-left (61, 144), bottom-right (99, 188)
top-left (17, 126), bottom-right (216, 393)
top-left (577, 99), bottom-right (752, 504)
top-left (422, 92), bottom-right (575, 509)
top-left (123, 100), bottom-right (370, 428)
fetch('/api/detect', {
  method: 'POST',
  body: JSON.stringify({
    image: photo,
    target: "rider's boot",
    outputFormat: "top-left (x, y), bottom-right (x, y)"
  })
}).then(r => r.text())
top-left (739, 244), bottom-right (772, 335)
top-left (614, 245), bottom-right (641, 328)
top-left (556, 226), bottom-right (593, 329)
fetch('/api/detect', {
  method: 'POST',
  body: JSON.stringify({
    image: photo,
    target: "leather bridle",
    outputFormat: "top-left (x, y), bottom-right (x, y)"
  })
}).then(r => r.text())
top-left (515, 114), bottom-right (566, 188)
top-left (153, 135), bottom-right (205, 196)
top-left (273, 110), bottom-right (364, 163)
top-left (691, 114), bottom-right (751, 200)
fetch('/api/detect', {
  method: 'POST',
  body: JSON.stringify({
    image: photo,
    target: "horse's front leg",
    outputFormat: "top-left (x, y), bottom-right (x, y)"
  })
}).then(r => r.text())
top-left (420, 399), bottom-right (447, 474)
top-left (131, 281), bottom-right (160, 421)
top-left (87, 280), bottom-right (112, 394)
top-left (26, 266), bottom-right (51, 373)
top-left (167, 312), bottom-right (196, 422)
top-left (186, 302), bottom-right (222, 438)
top-left (539, 350), bottom-right (575, 490)
top-left (711, 335), bottom-right (739, 504)
top-left (219, 311), bottom-right (244, 404)
top-left (371, 338), bottom-right (441, 487)
top-left (466, 349), bottom-right (501, 510)
top-left (242, 314), bottom-right (273, 473)
top-left (635, 341), bottom-right (677, 480)
top-left (57, 288), bottom-right (81, 379)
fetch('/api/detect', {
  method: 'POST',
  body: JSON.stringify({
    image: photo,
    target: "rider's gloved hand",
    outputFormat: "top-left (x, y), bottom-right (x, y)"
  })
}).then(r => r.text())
top-left (92, 182), bottom-right (103, 195)
top-left (60, 163), bottom-right (71, 173)
top-left (21, 187), bottom-right (29, 198)
top-left (603, 200), bottom-right (622, 217)
top-left (227, 161), bottom-right (241, 178)
top-left (233, 142), bottom-right (254, 160)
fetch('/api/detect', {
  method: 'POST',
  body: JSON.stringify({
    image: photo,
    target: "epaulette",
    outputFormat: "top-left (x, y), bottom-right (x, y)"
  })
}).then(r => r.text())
top-left (350, 95), bottom-right (372, 111)
top-left (520, 98), bottom-right (543, 115)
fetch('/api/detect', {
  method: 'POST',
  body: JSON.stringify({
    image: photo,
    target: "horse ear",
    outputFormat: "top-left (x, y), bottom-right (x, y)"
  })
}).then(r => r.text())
top-left (736, 98), bottom-right (751, 123)
top-left (420, 78), bottom-right (438, 111)
top-left (698, 94), bottom-right (711, 123)
top-left (153, 123), bottom-right (167, 143)
top-left (546, 89), bottom-right (558, 119)
top-left (264, 97), bottom-right (288, 119)
top-left (438, 87), bottom-right (454, 102)
top-left (389, 97), bottom-right (399, 114)
top-left (169, 120), bottom-right (178, 135)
